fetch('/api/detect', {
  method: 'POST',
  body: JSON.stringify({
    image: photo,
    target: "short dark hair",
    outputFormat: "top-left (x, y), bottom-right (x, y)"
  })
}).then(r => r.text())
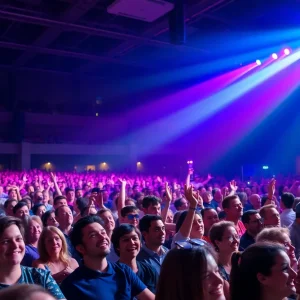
top-left (70, 215), bottom-right (104, 250)
top-left (4, 199), bottom-right (17, 209)
top-left (241, 210), bottom-right (259, 224)
top-left (0, 216), bottom-right (25, 239)
top-left (41, 210), bottom-right (54, 227)
top-left (200, 207), bottom-right (215, 218)
top-left (55, 204), bottom-right (70, 216)
top-left (53, 195), bottom-right (67, 206)
top-left (139, 215), bottom-right (163, 233)
top-left (120, 206), bottom-right (139, 218)
top-left (32, 204), bottom-right (46, 216)
top-left (142, 196), bottom-right (161, 209)
top-left (65, 188), bottom-right (74, 194)
top-left (212, 188), bottom-right (220, 197)
top-left (174, 198), bottom-right (184, 210)
top-left (76, 197), bottom-right (89, 211)
top-left (111, 224), bottom-right (141, 256)
top-left (222, 195), bottom-right (238, 209)
top-left (13, 201), bottom-right (28, 215)
top-left (281, 192), bottom-right (294, 209)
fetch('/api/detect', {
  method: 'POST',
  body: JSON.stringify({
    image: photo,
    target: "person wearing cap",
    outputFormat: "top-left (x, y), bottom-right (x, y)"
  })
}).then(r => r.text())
top-left (290, 202), bottom-right (300, 259)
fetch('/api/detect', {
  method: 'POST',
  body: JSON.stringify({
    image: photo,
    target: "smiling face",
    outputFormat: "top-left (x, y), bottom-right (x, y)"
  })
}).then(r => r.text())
top-left (215, 226), bottom-right (240, 254)
top-left (45, 230), bottom-right (63, 257)
top-left (118, 230), bottom-right (141, 260)
top-left (77, 222), bottom-right (110, 259)
top-left (100, 211), bottom-right (115, 233)
top-left (202, 254), bottom-right (225, 300)
top-left (0, 224), bottom-right (25, 267)
top-left (259, 250), bottom-right (296, 298)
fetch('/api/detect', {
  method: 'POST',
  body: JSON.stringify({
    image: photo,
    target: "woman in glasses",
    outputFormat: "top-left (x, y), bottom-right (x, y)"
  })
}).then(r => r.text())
top-left (209, 221), bottom-right (240, 298)
top-left (231, 243), bottom-right (296, 300)
top-left (256, 227), bottom-right (297, 271)
top-left (156, 245), bottom-right (225, 300)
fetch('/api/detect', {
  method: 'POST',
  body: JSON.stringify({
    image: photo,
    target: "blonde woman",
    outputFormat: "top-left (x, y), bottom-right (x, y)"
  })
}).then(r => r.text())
top-left (33, 226), bottom-right (78, 284)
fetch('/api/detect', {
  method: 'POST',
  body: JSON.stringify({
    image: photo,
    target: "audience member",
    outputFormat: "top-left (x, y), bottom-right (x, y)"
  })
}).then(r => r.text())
top-left (112, 224), bottom-right (158, 293)
top-left (239, 210), bottom-right (262, 250)
top-left (280, 192), bottom-right (296, 227)
top-left (260, 204), bottom-right (281, 227)
top-left (60, 216), bottom-right (154, 300)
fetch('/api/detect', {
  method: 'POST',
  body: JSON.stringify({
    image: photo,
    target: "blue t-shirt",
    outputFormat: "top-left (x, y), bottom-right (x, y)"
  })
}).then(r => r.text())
top-left (21, 245), bottom-right (39, 267)
top-left (61, 262), bottom-right (146, 300)
top-left (0, 266), bottom-right (65, 299)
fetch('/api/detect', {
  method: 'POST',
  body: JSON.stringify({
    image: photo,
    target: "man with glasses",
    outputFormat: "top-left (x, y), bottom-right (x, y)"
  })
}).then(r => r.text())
top-left (239, 210), bottom-right (263, 251)
top-left (120, 206), bottom-right (140, 227)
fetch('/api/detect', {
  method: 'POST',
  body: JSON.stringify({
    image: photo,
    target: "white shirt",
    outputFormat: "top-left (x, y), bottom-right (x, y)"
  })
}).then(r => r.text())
top-left (280, 208), bottom-right (296, 228)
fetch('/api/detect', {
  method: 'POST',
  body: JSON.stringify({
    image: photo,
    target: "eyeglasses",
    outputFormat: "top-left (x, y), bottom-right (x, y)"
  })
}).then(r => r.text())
top-left (175, 238), bottom-right (208, 249)
top-left (127, 214), bottom-right (140, 220)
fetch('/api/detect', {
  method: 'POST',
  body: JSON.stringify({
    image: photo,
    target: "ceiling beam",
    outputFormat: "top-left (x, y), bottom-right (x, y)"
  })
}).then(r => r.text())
top-left (13, 0), bottom-right (99, 66)
top-left (0, 41), bottom-right (152, 69)
top-left (77, 0), bottom-right (232, 74)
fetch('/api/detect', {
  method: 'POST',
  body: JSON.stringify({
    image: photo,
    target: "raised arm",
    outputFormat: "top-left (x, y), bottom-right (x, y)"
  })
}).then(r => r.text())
top-left (161, 182), bottom-right (172, 223)
top-left (50, 172), bottom-right (62, 196)
top-left (178, 185), bottom-right (198, 239)
top-left (118, 178), bottom-right (126, 219)
top-left (228, 180), bottom-right (238, 196)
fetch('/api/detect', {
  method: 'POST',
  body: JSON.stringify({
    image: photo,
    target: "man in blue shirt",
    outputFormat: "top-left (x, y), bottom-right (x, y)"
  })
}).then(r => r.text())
top-left (137, 215), bottom-right (168, 275)
top-left (61, 215), bottom-right (154, 300)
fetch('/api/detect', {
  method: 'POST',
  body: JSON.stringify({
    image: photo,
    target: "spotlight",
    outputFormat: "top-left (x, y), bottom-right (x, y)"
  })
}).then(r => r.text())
top-left (272, 53), bottom-right (278, 60)
top-left (284, 48), bottom-right (291, 55)
top-left (256, 60), bottom-right (261, 66)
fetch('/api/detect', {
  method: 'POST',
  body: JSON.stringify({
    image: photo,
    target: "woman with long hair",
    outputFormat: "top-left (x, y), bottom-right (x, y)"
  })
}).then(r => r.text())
top-left (33, 226), bottom-right (78, 284)
top-left (156, 245), bottom-right (225, 300)
top-left (230, 242), bottom-right (296, 300)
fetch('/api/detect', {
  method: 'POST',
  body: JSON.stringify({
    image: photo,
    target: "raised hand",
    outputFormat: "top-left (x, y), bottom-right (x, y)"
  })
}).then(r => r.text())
top-left (268, 178), bottom-right (276, 197)
top-left (229, 180), bottom-right (238, 192)
top-left (184, 185), bottom-right (198, 208)
top-left (165, 182), bottom-right (172, 201)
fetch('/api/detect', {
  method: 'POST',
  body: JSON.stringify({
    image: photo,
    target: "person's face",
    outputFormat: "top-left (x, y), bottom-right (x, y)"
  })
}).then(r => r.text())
top-left (216, 226), bottom-right (239, 254)
top-left (179, 199), bottom-right (189, 210)
top-left (67, 191), bottom-right (75, 201)
top-left (279, 234), bottom-right (297, 269)
top-left (202, 254), bottom-right (225, 300)
top-left (9, 190), bottom-right (17, 200)
top-left (259, 251), bottom-right (296, 298)
top-left (264, 208), bottom-right (280, 227)
top-left (245, 213), bottom-right (262, 235)
top-left (145, 203), bottom-right (161, 216)
top-left (36, 206), bottom-right (46, 218)
top-left (46, 212), bottom-right (59, 227)
top-left (57, 206), bottom-right (73, 227)
top-left (5, 200), bottom-right (17, 216)
top-left (15, 205), bottom-right (29, 219)
top-left (24, 199), bottom-right (32, 210)
top-left (190, 214), bottom-right (204, 238)
top-left (0, 224), bottom-right (25, 266)
top-left (124, 212), bottom-right (140, 227)
top-left (29, 220), bottom-right (42, 242)
top-left (118, 231), bottom-right (141, 260)
top-left (45, 230), bottom-right (62, 257)
top-left (76, 190), bottom-right (83, 198)
top-left (100, 211), bottom-right (115, 233)
top-left (77, 222), bottom-right (110, 258)
top-left (222, 187), bottom-right (229, 197)
top-left (144, 220), bottom-right (165, 247)
top-left (249, 194), bottom-right (261, 210)
top-left (166, 210), bottom-right (174, 223)
top-left (203, 209), bottom-right (219, 234)
top-left (214, 190), bottom-right (223, 202)
top-left (42, 193), bottom-right (49, 204)
top-left (54, 199), bottom-right (67, 209)
top-left (225, 198), bottom-right (243, 219)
